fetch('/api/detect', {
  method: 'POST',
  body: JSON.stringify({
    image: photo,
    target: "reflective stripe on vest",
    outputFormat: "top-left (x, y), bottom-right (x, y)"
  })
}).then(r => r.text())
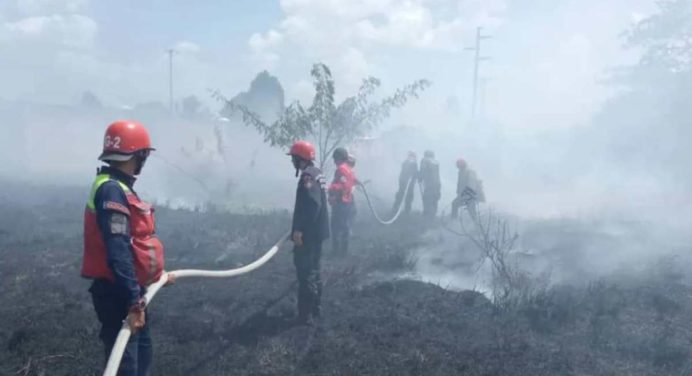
top-left (86, 174), bottom-right (130, 211)
top-left (82, 173), bottom-right (164, 286)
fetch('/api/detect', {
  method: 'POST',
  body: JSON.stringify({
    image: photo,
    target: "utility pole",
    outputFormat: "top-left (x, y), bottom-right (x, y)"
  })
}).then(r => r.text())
top-left (167, 48), bottom-right (175, 114)
top-left (479, 78), bottom-right (489, 120)
top-left (465, 27), bottom-right (491, 122)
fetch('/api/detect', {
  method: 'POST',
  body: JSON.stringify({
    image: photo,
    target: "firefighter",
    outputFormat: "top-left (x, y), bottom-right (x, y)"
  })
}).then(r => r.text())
top-left (418, 150), bottom-right (441, 218)
top-left (391, 151), bottom-right (418, 215)
top-left (451, 158), bottom-right (484, 220)
top-left (82, 120), bottom-right (172, 376)
top-left (328, 147), bottom-right (357, 255)
top-left (288, 141), bottom-right (329, 324)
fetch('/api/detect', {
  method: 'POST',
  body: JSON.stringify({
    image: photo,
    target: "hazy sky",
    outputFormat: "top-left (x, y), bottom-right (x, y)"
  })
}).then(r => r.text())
top-left (0, 0), bottom-right (656, 130)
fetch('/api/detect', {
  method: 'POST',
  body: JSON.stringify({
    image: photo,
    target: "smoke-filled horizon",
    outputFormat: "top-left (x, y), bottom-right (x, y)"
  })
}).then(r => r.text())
top-left (0, 0), bottom-right (689, 226)
top-left (0, 1), bottom-right (655, 125)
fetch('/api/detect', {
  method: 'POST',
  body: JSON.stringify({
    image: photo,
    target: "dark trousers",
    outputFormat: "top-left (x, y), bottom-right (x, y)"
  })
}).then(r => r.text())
top-left (422, 193), bottom-right (439, 218)
top-left (293, 240), bottom-right (323, 319)
top-left (392, 180), bottom-right (415, 215)
top-left (90, 281), bottom-right (152, 376)
top-left (331, 202), bottom-right (355, 254)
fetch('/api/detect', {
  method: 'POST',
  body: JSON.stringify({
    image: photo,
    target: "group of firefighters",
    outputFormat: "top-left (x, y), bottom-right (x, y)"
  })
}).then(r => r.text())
top-left (392, 150), bottom-right (486, 220)
top-left (82, 120), bottom-right (484, 375)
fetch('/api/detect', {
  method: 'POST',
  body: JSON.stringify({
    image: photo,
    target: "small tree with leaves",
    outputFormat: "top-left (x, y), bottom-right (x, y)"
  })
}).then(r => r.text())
top-left (213, 63), bottom-right (430, 168)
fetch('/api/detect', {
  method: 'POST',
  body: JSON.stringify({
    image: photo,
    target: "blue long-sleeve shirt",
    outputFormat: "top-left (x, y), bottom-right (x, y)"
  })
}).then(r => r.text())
top-left (93, 166), bottom-right (141, 306)
top-left (292, 165), bottom-right (330, 243)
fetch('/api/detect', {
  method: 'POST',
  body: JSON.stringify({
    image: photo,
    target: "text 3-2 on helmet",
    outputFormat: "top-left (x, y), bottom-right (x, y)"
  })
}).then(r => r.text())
top-left (99, 120), bottom-right (155, 162)
top-left (288, 140), bottom-right (315, 161)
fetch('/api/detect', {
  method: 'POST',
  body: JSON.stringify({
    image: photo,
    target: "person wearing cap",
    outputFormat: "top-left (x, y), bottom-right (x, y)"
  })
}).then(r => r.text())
top-left (328, 147), bottom-right (357, 255)
top-left (82, 120), bottom-right (173, 375)
top-left (287, 141), bottom-right (330, 324)
top-left (418, 150), bottom-right (441, 218)
top-left (391, 151), bottom-right (418, 216)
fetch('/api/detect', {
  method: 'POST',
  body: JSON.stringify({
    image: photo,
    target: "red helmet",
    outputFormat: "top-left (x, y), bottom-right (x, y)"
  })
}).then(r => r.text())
top-left (288, 140), bottom-right (315, 161)
top-left (99, 120), bottom-right (154, 161)
top-left (456, 158), bottom-right (467, 169)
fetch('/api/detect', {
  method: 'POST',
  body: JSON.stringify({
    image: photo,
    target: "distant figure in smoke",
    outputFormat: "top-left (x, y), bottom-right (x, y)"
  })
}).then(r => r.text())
top-left (418, 150), bottom-right (441, 218)
top-left (329, 147), bottom-right (357, 255)
top-left (288, 141), bottom-right (329, 324)
top-left (82, 120), bottom-right (174, 376)
top-left (451, 158), bottom-right (485, 220)
top-left (392, 151), bottom-right (418, 216)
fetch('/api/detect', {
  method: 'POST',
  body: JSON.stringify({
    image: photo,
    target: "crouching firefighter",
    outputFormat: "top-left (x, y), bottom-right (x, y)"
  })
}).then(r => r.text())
top-left (328, 147), bottom-right (357, 255)
top-left (82, 120), bottom-right (173, 376)
top-left (451, 158), bottom-right (485, 221)
top-left (288, 141), bottom-right (330, 324)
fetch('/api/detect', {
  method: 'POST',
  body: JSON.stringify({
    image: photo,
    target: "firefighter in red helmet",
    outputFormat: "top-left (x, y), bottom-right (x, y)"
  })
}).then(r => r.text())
top-left (288, 141), bottom-right (329, 324)
top-left (82, 120), bottom-right (172, 375)
top-left (451, 157), bottom-right (485, 220)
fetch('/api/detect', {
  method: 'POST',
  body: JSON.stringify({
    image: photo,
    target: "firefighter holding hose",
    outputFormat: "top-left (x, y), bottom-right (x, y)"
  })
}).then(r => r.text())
top-left (82, 120), bottom-right (172, 375)
top-left (288, 141), bottom-right (330, 324)
top-left (328, 147), bottom-right (357, 255)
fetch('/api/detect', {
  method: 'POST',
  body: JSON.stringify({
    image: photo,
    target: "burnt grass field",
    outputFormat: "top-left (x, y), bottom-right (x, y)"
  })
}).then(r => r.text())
top-left (2, 183), bottom-right (692, 376)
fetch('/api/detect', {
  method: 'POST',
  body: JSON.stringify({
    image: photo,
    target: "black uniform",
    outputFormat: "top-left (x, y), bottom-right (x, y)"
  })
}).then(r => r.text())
top-left (291, 165), bottom-right (329, 321)
top-left (392, 158), bottom-right (418, 215)
top-left (419, 156), bottom-right (441, 218)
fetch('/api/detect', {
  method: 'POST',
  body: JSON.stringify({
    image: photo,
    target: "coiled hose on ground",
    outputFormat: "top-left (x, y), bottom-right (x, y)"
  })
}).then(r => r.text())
top-left (103, 232), bottom-right (290, 376)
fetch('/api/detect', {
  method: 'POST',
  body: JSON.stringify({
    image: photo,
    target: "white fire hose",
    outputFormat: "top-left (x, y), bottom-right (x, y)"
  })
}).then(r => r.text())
top-left (358, 177), bottom-right (413, 225)
top-left (103, 232), bottom-right (290, 376)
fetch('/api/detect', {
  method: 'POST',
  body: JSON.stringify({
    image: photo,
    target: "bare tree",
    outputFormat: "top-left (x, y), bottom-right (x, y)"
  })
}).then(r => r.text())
top-left (461, 208), bottom-right (536, 308)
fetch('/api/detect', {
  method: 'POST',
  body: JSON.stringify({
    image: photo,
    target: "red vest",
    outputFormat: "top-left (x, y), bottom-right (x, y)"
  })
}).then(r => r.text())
top-left (82, 174), bottom-right (164, 286)
top-left (328, 163), bottom-right (356, 204)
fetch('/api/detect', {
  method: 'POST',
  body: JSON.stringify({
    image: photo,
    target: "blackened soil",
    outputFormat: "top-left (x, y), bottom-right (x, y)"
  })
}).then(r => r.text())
top-left (2, 185), bottom-right (692, 375)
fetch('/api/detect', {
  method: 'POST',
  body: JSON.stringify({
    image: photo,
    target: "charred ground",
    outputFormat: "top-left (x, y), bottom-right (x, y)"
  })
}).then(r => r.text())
top-left (1, 183), bottom-right (692, 376)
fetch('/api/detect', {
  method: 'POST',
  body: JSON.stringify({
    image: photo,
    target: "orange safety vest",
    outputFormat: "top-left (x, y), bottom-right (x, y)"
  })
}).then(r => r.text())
top-left (328, 162), bottom-right (356, 204)
top-left (81, 173), bottom-right (164, 286)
